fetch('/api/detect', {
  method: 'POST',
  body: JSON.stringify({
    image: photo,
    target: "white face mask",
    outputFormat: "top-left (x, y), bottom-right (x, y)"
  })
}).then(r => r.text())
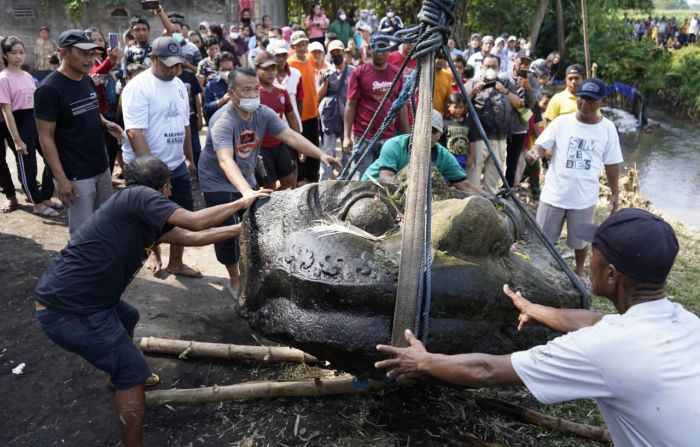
top-left (484, 68), bottom-right (498, 81)
top-left (340, 14), bottom-right (347, 21)
top-left (236, 94), bottom-right (260, 112)
top-left (219, 71), bottom-right (230, 82)
top-left (231, 32), bottom-right (240, 39)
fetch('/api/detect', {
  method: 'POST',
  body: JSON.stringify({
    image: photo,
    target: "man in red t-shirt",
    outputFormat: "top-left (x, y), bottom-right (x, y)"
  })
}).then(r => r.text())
top-left (256, 51), bottom-right (301, 190)
top-left (343, 39), bottom-right (410, 178)
top-left (386, 42), bottom-right (417, 72)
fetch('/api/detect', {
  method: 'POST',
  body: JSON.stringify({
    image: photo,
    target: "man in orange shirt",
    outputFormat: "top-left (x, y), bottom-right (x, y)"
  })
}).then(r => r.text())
top-left (288, 31), bottom-right (323, 185)
top-left (433, 51), bottom-right (454, 116)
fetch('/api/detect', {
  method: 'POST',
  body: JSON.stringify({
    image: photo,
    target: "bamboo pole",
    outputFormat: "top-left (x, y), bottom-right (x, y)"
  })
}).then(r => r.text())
top-left (475, 397), bottom-right (612, 442)
top-left (137, 336), bottom-right (319, 364)
top-left (146, 376), bottom-right (388, 407)
top-left (392, 51), bottom-right (435, 347)
top-left (581, 0), bottom-right (592, 78)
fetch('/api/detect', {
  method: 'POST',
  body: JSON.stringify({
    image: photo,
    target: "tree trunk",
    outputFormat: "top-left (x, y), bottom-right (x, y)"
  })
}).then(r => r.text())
top-left (555, 0), bottom-right (566, 56)
top-left (530, 0), bottom-right (549, 52)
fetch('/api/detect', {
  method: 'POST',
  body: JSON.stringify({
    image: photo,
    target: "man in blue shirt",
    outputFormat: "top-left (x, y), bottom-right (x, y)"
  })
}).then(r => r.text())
top-left (361, 110), bottom-right (482, 194)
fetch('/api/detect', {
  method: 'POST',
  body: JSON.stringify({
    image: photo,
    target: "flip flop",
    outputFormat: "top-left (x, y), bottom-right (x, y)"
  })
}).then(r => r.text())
top-left (224, 283), bottom-right (240, 299)
top-left (166, 265), bottom-right (203, 278)
top-left (46, 201), bottom-right (64, 210)
top-left (35, 206), bottom-right (60, 217)
top-left (1, 200), bottom-right (19, 213)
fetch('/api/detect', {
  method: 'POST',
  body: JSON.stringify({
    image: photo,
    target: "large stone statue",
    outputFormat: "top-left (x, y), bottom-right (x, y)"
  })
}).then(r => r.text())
top-left (240, 175), bottom-right (583, 376)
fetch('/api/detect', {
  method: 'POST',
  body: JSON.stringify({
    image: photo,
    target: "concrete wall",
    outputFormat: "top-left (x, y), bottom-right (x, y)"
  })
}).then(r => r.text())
top-left (1, 0), bottom-right (287, 69)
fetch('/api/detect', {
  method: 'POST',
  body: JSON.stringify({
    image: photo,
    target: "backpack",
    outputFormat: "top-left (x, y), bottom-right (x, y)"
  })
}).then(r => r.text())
top-left (319, 66), bottom-right (349, 135)
top-left (479, 86), bottom-right (512, 137)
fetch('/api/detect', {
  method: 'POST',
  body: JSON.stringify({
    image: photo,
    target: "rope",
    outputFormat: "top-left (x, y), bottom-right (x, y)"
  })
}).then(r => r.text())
top-left (442, 44), bottom-right (591, 308)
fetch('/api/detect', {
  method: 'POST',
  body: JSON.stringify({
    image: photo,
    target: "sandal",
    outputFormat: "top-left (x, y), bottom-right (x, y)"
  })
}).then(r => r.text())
top-left (35, 206), bottom-right (60, 217)
top-left (224, 283), bottom-right (240, 299)
top-left (1, 200), bottom-right (19, 213)
top-left (46, 201), bottom-right (64, 210)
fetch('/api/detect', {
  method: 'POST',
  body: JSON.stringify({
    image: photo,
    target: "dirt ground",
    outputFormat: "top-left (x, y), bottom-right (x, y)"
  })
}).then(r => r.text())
top-left (0, 153), bottom-right (608, 447)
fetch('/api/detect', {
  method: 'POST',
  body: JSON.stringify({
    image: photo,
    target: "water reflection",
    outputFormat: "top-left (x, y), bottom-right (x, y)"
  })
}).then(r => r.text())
top-left (623, 109), bottom-right (700, 227)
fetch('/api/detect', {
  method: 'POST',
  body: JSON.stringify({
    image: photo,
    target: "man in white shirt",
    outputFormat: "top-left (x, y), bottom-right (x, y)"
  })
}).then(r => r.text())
top-left (689, 13), bottom-right (699, 44)
top-left (268, 40), bottom-right (303, 127)
top-left (527, 78), bottom-right (621, 279)
top-left (121, 36), bottom-right (200, 278)
top-left (376, 208), bottom-right (700, 447)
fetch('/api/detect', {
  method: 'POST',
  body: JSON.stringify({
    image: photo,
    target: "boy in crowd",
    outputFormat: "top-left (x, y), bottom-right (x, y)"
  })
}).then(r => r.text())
top-left (440, 94), bottom-right (471, 170)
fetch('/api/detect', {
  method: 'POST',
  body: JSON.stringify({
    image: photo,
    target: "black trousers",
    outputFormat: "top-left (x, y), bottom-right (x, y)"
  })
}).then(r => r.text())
top-left (6, 110), bottom-right (54, 204)
top-left (505, 133), bottom-right (527, 187)
top-left (0, 122), bottom-right (17, 199)
top-left (294, 117), bottom-right (321, 183)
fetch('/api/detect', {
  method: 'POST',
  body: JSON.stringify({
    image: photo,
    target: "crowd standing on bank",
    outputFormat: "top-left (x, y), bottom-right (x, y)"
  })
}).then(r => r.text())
top-left (2, 4), bottom-right (698, 447)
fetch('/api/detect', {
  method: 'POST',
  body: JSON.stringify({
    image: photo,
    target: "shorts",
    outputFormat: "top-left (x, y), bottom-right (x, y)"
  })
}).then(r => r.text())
top-left (536, 202), bottom-right (596, 250)
top-left (37, 300), bottom-right (150, 390)
top-left (259, 143), bottom-right (296, 185)
top-left (202, 190), bottom-right (243, 265)
top-left (170, 162), bottom-right (194, 211)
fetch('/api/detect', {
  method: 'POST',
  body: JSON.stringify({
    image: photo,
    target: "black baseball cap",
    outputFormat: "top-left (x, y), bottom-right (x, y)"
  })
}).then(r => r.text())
top-left (565, 63), bottom-right (586, 77)
top-left (152, 36), bottom-right (183, 67)
top-left (574, 208), bottom-right (679, 284)
top-left (58, 29), bottom-right (103, 51)
top-left (575, 78), bottom-right (607, 100)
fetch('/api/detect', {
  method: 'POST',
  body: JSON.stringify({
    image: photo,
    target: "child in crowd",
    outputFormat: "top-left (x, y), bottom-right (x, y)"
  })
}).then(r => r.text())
top-left (441, 93), bottom-right (471, 170)
top-left (519, 91), bottom-right (551, 198)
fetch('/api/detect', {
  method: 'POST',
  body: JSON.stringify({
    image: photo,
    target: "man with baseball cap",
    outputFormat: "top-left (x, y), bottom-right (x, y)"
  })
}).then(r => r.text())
top-left (121, 36), bottom-right (201, 278)
top-left (255, 51), bottom-right (301, 190)
top-left (527, 78), bottom-right (621, 279)
top-left (35, 29), bottom-right (123, 234)
top-left (543, 63), bottom-right (588, 122)
top-left (376, 208), bottom-right (700, 446)
top-left (361, 110), bottom-right (482, 194)
top-left (268, 39), bottom-right (303, 128)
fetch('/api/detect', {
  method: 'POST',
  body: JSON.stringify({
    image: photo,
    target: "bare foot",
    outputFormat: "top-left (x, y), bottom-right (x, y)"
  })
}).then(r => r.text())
top-left (145, 248), bottom-right (162, 274)
top-left (166, 264), bottom-right (203, 278)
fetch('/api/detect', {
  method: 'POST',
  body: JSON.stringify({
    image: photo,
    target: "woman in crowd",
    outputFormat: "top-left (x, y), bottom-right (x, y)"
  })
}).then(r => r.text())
top-left (306, 3), bottom-right (329, 45)
top-left (86, 28), bottom-right (122, 177)
top-left (0, 36), bottom-right (58, 216)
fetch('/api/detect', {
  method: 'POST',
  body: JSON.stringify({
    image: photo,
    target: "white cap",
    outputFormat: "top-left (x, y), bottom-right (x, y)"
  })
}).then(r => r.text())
top-left (431, 109), bottom-right (444, 132)
top-left (309, 41), bottom-right (325, 53)
top-left (508, 35), bottom-right (517, 42)
top-left (327, 39), bottom-right (345, 53)
top-left (266, 40), bottom-right (289, 55)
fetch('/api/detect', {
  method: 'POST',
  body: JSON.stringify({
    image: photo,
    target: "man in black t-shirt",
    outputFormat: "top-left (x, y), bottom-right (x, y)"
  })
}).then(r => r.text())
top-left (35, 29), bottom-right (124, 234)
top-left (35, 155), bottom-right (269, 447)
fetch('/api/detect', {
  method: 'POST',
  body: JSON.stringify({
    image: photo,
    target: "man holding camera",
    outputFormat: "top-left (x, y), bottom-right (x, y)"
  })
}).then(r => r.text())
top-left (466, 53), bottom-right (522, 193)
top-left (498, 50), bottom-right (536, 187)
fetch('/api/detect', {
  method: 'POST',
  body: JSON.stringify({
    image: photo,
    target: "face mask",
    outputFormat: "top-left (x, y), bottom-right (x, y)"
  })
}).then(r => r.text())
top-left (484, 68), bottom-right (498, 81)
top-left (339, 14), bottom-right (347, 21)
top-left (387, 12), bottom-right (395, 18)
top-left (331, 54), bottom-right (344, 65)
top-left (219, 71), bottom-right (230, 81)
top-left (236, 94), bottom-right (260, 112)
top-left (172, 33), bottom-right (184, 43)
top-left (231, 32), bottom-right (240, 39)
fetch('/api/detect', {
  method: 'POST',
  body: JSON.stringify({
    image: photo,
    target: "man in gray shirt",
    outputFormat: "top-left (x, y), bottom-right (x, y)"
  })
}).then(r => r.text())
top-left (198, 67), bottom-right (341, 298)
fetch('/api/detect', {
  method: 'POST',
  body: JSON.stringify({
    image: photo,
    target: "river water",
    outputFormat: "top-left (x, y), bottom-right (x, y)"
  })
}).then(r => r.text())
top-left (621, 109), bottom-right (700, 227)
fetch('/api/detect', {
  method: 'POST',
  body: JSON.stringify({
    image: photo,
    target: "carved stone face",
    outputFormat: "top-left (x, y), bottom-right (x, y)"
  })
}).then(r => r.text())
top-left (241, 180), bottom-right (582, 376)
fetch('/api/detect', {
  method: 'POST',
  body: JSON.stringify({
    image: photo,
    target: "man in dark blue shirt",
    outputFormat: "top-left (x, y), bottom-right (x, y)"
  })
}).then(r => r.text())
top-left (35, 156), bottom-right (269, 447)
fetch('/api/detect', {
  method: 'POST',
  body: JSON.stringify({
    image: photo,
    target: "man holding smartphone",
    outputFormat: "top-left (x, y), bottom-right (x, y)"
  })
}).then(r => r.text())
top-left (498, 50), bottom-right (535, 187)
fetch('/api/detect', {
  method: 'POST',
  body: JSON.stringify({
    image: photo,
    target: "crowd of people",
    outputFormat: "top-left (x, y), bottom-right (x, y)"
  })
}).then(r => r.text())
top-left (1, 4), bottom-right (698, 447)
top-left (625, 12), bottom-right (700, 49)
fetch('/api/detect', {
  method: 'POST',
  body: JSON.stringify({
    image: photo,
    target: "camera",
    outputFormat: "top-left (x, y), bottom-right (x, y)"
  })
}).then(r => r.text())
top-left (483, 80), bottom-right (497, 89)
top-left (518, 69), bottom-right (529, 78)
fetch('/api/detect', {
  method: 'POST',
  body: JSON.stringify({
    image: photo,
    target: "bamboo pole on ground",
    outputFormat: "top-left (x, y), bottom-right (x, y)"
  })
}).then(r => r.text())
top-left (475, 397), bottom-right (612, 442)
top-left (137, 336), bottom-right (319, 364)
top-left (146, 376), bottom-right (388, 407)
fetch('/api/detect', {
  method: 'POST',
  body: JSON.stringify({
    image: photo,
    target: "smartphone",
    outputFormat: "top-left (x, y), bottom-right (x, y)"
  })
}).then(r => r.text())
top-left (141, 0), bottom-right (160, 10)
top-left (518, 69), bottom-right (529, 78)
top-left (108, 33), bottom-right (119, 50)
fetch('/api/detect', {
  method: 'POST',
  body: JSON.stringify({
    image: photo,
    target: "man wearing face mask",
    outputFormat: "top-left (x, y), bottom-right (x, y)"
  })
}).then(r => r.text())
top-left (379, 7), bottom-right (404, 36)
top-left (466, 53), bottom-right (520, 193)
top-left (247, 30), bottom-right (269, 68)
top-left (329, 9), bottom-right (353, 47)
top-left (121, 36), bottom-right (200, 279)
top-left (197, 67), bottom-right (342, 298)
